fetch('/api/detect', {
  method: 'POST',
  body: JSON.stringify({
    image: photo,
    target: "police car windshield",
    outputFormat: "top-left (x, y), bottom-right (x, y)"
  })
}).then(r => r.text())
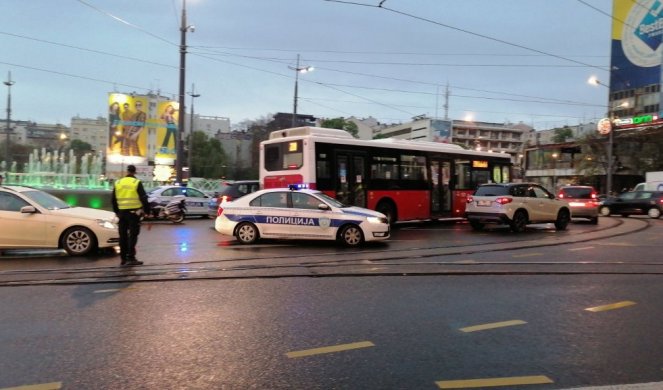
top-left (316, 192), bottom-right (347, 208)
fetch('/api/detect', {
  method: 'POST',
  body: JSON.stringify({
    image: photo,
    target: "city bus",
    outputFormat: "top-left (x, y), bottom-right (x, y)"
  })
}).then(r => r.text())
top-left (259, 126), bottom-right (512, 223)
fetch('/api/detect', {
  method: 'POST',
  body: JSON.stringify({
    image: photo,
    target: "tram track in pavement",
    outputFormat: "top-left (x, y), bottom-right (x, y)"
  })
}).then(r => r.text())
top-left (0, 217), bottom-right (656, 286)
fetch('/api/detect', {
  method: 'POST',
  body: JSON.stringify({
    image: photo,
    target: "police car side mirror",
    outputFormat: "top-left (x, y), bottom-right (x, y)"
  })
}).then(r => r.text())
top-left (318, 203), bottom-right (330, 210)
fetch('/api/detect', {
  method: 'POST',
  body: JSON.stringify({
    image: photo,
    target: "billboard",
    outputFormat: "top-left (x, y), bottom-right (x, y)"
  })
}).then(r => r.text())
top-left (107, 93), bottom-right (148, 160)
top-left (155, 100), bottom-right (180, 160)
top-left (431, 119), bottom-right (452, 143)
top-left (610, 0), bottom-right (663, 94)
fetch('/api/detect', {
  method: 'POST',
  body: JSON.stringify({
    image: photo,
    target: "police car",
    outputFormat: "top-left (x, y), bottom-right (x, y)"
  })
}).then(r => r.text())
top-left (146, 185), bottom-right (211, 218)
top-left (214, 186), bottom-right (390, 246)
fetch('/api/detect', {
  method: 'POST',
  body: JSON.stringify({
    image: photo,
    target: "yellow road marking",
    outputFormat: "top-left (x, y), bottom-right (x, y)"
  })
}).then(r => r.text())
top-left (459, 320), bottom-right (527, 333)
top-left (568, 246), bottom-right (594, 251)
top-left (286, 341), bottom-right (374, 358)
top-left (436, 375), bottom-right (553, 389)
top-left (454, 260), bottom-right (476, 264)
top-left (585, 301), bottom-right (636, 312)
top-left (1, 382), bottom-right (63, 390)
top-left (512, 253), bottom-right (542, 258)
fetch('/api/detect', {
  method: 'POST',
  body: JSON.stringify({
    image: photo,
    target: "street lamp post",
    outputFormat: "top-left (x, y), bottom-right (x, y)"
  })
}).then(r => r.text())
top-left (4, 71), bottom-right (15, 166)
top-left (588, 76), bottom-right (628, 195)
top-left (176, 0), bottom-right (195, 184)
top-left (551, 152), bottom-right (558, 190)
top-left (290, 54), bottom-right (314, 127)
top-left (187, 83), bottom-right (200, 178)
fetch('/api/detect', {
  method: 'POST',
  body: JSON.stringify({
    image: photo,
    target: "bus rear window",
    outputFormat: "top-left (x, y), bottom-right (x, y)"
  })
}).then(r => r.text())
top-left (264, 141), bottom-right (303, 171)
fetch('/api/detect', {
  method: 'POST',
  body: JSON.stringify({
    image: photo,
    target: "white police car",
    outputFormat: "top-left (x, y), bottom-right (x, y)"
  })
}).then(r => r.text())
top-left (214, 186), bottom-right (390, 246)
top-left (146, 185), bottom-right (211, 218)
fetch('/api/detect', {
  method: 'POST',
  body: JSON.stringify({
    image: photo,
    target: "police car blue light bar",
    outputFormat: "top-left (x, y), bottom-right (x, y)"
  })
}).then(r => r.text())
top-left (288, 183), bottom-right (310, 190)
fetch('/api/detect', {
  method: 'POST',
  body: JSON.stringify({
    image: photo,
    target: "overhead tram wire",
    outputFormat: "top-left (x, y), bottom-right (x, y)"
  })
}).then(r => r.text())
top-left (189, 51), bottom-right (603, 122)
top-left (0, 31), bottom-right (178, 70)
top-left (324, 0), bottom-right (610, 72)
top-left (190, 48), bottom-right (603, 108)
top-left (0, 60), bottom-right (173, 96)
top-left (76, 0), bottom-right (177, 47)
top-left (191, 44), bottom-right (609, 59)
top-left (0, 28), bottom-right (603, 111)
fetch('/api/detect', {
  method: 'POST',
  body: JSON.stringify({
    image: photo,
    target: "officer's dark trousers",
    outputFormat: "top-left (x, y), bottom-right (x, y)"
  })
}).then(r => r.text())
top-left (118, 209), bottom-right (141, 260)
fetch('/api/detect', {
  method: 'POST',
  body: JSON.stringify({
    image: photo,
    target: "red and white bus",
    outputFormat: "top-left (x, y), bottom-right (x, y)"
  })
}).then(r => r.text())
top-left (260, 127), bottom-right (512, 223)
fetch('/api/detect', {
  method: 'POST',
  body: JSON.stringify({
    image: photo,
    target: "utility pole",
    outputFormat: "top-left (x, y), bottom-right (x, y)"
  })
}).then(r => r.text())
top-left (4, 71), bottom-right (15, 166)
top-left (187, 83), bottom-right (200, 178)
top-left (176, 0), bottom-right (194, 183)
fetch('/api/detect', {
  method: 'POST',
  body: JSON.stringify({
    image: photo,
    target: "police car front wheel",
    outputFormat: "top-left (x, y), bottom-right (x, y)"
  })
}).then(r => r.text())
top-left (236, 222), bottom-right (259, 244)
top-left (339, 224), bottom-right (364, 247)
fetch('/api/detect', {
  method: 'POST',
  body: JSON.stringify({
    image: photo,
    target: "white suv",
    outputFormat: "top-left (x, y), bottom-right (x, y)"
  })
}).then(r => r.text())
top-left (465, 183), bottom-right (571, 233)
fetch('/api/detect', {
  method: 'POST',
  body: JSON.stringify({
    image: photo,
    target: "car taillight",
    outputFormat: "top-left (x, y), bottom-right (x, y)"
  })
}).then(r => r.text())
top-left (496, 197), bottom-right (512, 205)
top-left (591, 192), bottom-right (597, 199)
top-left (467, 195), bottom-right (474, 203)
top-left (221, 195), bottom-right (231, 202)
top-left (217, 204), bottom-right (224, 217)
top-left (558, 193), bottom-right (564, 199)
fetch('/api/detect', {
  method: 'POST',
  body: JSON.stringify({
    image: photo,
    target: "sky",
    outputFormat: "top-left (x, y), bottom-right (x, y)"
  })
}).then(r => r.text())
top-left (1, 0), bottom-right (615, 131)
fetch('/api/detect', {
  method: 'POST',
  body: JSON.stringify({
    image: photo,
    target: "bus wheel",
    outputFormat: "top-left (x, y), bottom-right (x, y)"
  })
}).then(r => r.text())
top-left (376, 201), bottom-right (397, 225)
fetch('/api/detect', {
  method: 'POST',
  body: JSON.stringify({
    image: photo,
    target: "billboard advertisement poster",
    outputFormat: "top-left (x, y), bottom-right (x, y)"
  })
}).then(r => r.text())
top-left (611, 0), bottom-right (663, 95)
top-left (107, 93), bottom-right (148, 160)
top-left (156, 101), bottom-right (179, 159)
top-left (431, 119), bottom-right (452, 143)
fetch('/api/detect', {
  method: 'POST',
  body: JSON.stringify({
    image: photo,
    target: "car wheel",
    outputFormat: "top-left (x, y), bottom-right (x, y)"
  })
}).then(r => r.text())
top-left (510, 210), bottom-right (528, 233)
top-left (599, 206), bottom-right (611, 216)
top-left (376, 201), bottom-right (397, 225)
top-left (235, 222), bottom-right (259, 244)
top-left (648, 207), bottom-right (661, 219)
top-left (61, 227), bottom-right (97, 256)
top-left (168, 212), bottom-right (185, 223)
top-left (554, 209), bottom-right (570, 231)
top-left (469, 220), bottom-right (484, 231)
top-left (339, 224), bottom-right (364, 247)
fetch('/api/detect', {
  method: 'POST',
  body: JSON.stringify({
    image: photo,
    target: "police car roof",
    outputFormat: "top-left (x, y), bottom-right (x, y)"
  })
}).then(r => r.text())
top-left (259, 188), bottom-right (320, 195)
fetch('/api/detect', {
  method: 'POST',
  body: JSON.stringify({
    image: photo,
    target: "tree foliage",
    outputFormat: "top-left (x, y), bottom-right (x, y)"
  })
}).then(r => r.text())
top-left (188, 131), bottom-right (228, 179)
top-left (320, 117), bottom-right (358, 138)
top-left (552, 127), bottom-right (574, 143)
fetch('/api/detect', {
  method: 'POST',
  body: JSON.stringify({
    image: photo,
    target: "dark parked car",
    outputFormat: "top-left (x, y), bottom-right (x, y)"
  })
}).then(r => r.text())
top-left (208, 180), bottom-right (260, 217)
top-left (598, 191), bottom-right (663, 219)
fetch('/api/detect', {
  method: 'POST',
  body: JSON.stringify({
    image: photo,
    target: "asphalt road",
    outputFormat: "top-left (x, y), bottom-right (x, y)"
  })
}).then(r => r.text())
top-left (1, 216), bottom-right (663, 389)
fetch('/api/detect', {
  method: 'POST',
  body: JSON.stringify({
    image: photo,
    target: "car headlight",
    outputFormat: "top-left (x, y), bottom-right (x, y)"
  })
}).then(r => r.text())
top-left (97, 219), bottom-right (118, 229)
top-left (367, 216), bottom-right (388, 224)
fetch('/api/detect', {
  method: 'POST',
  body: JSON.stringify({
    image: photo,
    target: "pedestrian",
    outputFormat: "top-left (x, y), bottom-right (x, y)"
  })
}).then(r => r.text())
top-left (111, 165), bottom-right (149, 266)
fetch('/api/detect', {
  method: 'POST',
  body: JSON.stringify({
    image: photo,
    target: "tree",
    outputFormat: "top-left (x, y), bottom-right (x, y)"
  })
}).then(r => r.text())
top-left (188, 131), bottom-right (228, 179)
top-left (69, 139), bottom-right (93, 158)
top-left (552, 127), bottom-right (574, 143)
top-left (320, 117), bottom-right (358, 138)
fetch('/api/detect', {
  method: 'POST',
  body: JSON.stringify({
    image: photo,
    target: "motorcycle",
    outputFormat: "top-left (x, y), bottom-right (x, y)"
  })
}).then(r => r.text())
top-left (144, 195), bottom-right (187, 223)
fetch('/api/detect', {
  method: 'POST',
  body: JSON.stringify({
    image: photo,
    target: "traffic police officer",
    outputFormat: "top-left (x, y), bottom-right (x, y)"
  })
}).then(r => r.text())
top-left (111, 165), bottom-right (149, 266)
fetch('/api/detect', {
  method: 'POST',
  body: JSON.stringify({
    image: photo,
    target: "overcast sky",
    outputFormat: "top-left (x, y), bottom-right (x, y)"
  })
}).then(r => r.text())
top-left (1, 0), bottom-right (614, 130)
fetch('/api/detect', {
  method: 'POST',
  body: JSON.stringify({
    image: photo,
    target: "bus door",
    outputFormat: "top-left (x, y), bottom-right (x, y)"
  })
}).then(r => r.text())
top-left (335, 152), bottom-right (367, 208)
top-left (430, 159), bottom-right (452, 215)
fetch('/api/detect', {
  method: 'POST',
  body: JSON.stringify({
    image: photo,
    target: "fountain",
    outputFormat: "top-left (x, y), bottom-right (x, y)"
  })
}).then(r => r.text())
top-left (2, 148), bottom-right (113, 210)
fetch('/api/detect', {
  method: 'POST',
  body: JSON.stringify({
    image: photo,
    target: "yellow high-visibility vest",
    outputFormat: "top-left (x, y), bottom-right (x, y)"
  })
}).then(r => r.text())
top-left (114, 177), bottom-right (142, 210)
